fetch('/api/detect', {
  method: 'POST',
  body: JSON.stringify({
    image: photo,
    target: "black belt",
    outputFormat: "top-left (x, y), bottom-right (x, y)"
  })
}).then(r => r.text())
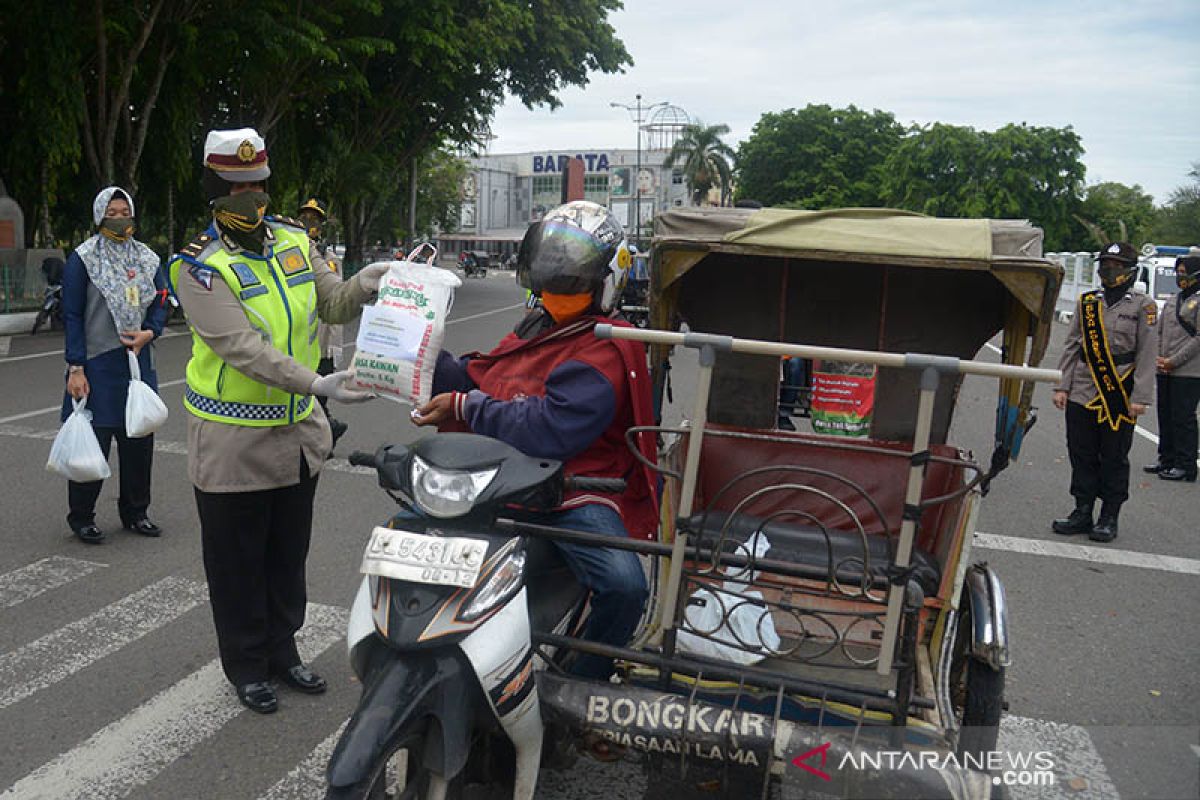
top-left (1111, 351), bottom-right (1135, 366)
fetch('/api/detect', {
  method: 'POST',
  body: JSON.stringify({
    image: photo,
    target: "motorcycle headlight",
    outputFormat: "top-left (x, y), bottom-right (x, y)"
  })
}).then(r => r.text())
top-left (458, 549), bottom-right (526, 623)
top-left (410, 455), bottom-right (498, 518)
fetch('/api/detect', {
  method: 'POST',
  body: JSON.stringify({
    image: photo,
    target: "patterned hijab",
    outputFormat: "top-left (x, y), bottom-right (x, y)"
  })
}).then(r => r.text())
top-left (75, 187), bottom-right (161, 333)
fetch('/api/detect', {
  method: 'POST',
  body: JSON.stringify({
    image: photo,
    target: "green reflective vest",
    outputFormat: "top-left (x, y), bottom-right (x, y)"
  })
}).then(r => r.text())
top-left (169, 220), bottom-right (320, 427)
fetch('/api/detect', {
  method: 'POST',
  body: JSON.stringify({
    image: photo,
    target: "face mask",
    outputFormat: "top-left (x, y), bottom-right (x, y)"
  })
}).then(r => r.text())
top-left (214, 191), bottom-right (270, 233)
top-left (1097, 262), bottom-right (1132, 289)
top-left (99, 217), bottom-right (134, 242)
top-left (541, 292), bottom-right (594, 323)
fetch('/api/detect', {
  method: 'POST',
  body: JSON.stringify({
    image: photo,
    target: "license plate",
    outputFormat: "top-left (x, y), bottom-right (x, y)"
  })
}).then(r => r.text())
top-left (360, 526), bottom-right (488, 588)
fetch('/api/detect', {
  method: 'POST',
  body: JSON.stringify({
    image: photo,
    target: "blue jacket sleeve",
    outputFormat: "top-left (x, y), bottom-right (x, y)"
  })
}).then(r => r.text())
top-left (461, 360), bottom-right (616, 461)
top-left (62, 252), bottom-right (88, 366)
top-left (142, 265), bottom-right (168, 336)
top-left (432, 350), bottom-right (477, 394)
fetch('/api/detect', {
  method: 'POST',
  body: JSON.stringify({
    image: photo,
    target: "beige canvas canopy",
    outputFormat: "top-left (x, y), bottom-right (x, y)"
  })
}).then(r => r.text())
top-left (647, 207), bottom-right (1064, 444)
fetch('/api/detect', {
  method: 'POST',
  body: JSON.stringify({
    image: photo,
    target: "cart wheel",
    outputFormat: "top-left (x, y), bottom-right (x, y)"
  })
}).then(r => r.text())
top-left (958, 657), bottom-right (1004, 756)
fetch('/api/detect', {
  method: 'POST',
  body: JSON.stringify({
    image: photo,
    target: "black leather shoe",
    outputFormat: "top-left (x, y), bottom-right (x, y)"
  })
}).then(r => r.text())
top-left (236, 682), bottom-right (278, 714)
top-left (124, 518), bottom-right (162, 537)
top-left (1052, 506), bottom-right (1092, 535)
top-left (1158, 468), bottom-right (1197, 482)
top-left (72, 523), bottom-right (105, 544)
top-left (1143, 462), bottom-right (1168, 474)
top-left (1089, 516), bottom-right (1118, 543)
top-left (273, 664), bottom-right (327, 694)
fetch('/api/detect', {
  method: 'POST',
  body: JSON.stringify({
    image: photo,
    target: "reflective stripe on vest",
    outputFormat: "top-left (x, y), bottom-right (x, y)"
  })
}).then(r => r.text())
top-left (169, 222), bottom-right (320, 427)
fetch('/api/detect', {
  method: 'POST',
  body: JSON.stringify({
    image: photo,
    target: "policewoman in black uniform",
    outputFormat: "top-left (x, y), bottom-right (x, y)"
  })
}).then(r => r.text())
top-left (1145, 254), bottom-right (1200, 482)
top-left (1051, 242), bottom-right (1157, 542)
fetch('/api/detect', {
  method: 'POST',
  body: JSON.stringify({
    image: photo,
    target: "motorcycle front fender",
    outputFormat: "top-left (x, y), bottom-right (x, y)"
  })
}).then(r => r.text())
top-left (326, 642), bottom-right (484, 797)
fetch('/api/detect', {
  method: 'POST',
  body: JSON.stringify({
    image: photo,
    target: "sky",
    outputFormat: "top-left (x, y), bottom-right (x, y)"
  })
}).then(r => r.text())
top-left (487, 0), bottom-right (1199, 204)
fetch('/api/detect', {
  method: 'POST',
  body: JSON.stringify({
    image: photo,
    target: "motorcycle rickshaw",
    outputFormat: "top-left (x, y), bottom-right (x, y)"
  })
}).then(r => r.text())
top-left (326, 208), bottom-right (1064, 800)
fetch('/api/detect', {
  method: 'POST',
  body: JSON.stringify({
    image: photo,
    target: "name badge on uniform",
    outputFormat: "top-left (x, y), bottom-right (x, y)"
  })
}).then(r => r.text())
top-left (277, 247), bottom-right (308, 276)
top-left (124, 284), bottom-right (140, 306)
top-left (230, 262), bottom-right (261, 289)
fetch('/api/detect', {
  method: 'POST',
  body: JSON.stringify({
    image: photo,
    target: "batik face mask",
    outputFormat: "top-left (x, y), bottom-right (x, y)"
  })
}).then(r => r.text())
top-left (99, 217), bottom-right (135, 242)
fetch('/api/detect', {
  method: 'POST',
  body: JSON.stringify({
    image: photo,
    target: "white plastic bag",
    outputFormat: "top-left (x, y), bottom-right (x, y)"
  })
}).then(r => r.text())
top-left (46, 398), bottom-right (112, 482)
top-left (351, 245), bottom-right (462, 407)
top-left (125, 349), bottom-right (168, 438)
top-left (677, 532), bottom-right (781, 665)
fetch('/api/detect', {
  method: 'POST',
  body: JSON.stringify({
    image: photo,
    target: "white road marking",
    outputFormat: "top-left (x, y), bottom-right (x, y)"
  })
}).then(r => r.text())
top-left (0, 330), bottom-right (188, 364)
top-left (446, 302), bottom-right (526, 326)
top-left (999, 715), bottom-right (1119, 800)
top-left (0, 377), bottom-right (187, 424)
top-left (974, 532), bottom-right (1200, 576)
top-left (0, 576), bottom-right (208, 710)
top-left (259, 720), bottom-right (349, 800)
top-left (0, 556), bottom-right (106, 609)
top-left (0, 602), bottom-right (347, 800)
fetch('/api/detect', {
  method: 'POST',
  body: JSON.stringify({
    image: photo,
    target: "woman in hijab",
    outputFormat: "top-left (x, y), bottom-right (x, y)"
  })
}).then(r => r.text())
top-left (61, 186), bottom-right (169, 544)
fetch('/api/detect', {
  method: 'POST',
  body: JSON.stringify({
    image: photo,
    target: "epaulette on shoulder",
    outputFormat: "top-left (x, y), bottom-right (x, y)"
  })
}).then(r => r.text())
top-left (269, 215), bottom-right (305, 232)
top-left (179, 231), bottom-right (215, 259)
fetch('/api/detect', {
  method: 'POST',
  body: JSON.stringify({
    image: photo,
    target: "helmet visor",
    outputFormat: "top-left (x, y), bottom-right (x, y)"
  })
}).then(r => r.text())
top-left (517, 219), bottom-right (612, 295)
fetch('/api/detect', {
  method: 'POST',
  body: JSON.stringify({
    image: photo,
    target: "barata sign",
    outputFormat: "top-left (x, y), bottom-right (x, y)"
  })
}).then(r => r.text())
top-left (532, 153), bottom-right (611, 173)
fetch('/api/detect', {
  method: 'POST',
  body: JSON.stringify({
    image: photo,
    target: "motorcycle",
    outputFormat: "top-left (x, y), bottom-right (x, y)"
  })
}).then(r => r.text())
top-left (325, 434), bottom-right (626, 800)
top-left (31, 257), bottom-right (64, 334)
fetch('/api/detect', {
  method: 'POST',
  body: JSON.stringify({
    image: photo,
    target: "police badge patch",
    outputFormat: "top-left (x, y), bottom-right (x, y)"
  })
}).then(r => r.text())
top-left (277, 247), bottom-right (308, 275)
top-left (1145, 302), bottom-right (1157, 326)
top-left (188, 264), bottom-right (214, 291)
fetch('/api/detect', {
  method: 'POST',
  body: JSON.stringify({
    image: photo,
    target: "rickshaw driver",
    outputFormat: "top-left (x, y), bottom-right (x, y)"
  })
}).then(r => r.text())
top-left (1052, 241), bottom-right (1157, 542)
top-left (412, 201), bottom-right (658, 680)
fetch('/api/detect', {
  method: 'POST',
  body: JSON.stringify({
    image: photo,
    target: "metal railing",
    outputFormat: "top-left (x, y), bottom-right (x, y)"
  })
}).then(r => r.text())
top-left (0, 264), bottom-right (44, 313)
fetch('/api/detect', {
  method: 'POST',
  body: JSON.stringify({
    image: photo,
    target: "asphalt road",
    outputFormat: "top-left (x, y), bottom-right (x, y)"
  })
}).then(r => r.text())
top-left (0, 271), bottom-right (1196, 800)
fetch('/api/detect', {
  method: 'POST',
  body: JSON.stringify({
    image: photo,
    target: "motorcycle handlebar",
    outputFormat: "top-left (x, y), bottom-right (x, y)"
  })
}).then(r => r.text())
top-left (348, 451), bottom-right (377, 468)
top-left (564, 476), bottom-right (626, 494)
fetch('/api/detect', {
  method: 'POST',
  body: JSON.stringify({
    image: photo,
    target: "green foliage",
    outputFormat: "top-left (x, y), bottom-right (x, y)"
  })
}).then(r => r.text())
top-left (1073, 181), bottom-right (1156, 248)
top-left (662, 123), bottom-right (735, 206)
top-left (880, 122), bottom-right (1086, 247)
top-left (0, 0), bottom-right (629, 256)
top-left (1149, 163), bottom-right (1200, 246)
top-left (735, 105), bottom-right (904, 207)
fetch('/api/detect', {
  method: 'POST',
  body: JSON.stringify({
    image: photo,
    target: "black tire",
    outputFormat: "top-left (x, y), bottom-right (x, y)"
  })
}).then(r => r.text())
top-left (32, 309), bottom-right (48, 335)
top-left (326, 724), bottom-right (435, 800)
top-left (957, 657), bottom-right (1004, 757)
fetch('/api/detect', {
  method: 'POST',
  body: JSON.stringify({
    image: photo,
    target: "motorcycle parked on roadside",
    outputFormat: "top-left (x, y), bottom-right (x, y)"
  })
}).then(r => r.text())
top-left (31, 257), bottom-right (64, 334)
top-left (325, 434), bottom-right (625, 800)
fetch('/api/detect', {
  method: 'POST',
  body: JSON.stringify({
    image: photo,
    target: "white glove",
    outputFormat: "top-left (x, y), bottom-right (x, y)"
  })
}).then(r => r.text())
top-left (357, 263), bottom-right (391, 293)
top-left (310, 370), bottom-right (376, 404)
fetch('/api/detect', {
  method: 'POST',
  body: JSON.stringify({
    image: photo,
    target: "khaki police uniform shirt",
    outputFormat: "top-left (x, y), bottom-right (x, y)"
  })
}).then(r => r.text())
top-left (175, 232), bottom-right (373, 492)
top-left (1055, 289), bottom-right (1158, 407)
top-left (1158, 290), bottom-right (1200, 379)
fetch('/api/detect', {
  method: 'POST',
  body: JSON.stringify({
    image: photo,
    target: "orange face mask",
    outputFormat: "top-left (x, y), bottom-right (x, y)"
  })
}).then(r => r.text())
top-left (541, 292), bottom-right (593, 323)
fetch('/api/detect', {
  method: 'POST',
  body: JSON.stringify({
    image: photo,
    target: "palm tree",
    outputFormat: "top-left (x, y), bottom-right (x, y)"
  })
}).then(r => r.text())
top-left (663, 123), bottom-right (736, 206)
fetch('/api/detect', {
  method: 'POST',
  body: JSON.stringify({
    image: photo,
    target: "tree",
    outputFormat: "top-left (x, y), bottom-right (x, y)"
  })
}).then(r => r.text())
top-left (1149, 163), bottom-right (1200, 245)
top-left (735, 105), bottom-right (904, 207)
top-left (881, 122), bottom-right (1086, 248)
top-left (1072, 181), bottom-right (1156, 249)
top-left (662, 123), bottom-right (735, 206)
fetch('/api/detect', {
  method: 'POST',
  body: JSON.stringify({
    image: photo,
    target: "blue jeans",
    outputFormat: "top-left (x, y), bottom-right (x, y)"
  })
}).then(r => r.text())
top-left (511, 503), bottom-right (649, 680)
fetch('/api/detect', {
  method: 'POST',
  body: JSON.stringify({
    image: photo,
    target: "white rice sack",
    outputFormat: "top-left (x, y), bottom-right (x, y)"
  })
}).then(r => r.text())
top-left (351, 261), bottom-right (461, 407)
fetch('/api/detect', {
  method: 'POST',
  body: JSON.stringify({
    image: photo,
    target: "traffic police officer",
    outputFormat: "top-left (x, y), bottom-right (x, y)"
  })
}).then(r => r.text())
top-left (1052, 242), bottom-right (1157, 542)
top-left (1145, 254), bottom-right (1200, 482)
top-left (169, 128), bottom-right (389, 713)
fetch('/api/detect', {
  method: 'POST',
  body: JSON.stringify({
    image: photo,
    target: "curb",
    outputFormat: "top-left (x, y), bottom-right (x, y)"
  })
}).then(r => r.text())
top-left (0, 313), bottom-right (37, 336)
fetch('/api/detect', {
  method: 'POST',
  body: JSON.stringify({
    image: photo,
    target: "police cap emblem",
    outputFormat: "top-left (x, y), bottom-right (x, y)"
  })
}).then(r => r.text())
top-left (236, 140), bottom-right (257, 163)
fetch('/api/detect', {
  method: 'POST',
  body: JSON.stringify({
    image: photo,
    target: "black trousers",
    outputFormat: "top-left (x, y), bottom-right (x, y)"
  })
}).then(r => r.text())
top-left (1156, 374), bottom-right (1200, 475)
top-left (316, 356), bottom-right (335, 415)
top-left (1066, 401), bottom-right (1135, 508)
top-left (67, 427), bottom-right (153, 530)
top-left (194, 461), bottom-right (318, 686)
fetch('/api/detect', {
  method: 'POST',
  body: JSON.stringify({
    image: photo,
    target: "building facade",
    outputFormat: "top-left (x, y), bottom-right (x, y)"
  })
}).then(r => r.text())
top-left (438, 148), bottom-right (691, 259)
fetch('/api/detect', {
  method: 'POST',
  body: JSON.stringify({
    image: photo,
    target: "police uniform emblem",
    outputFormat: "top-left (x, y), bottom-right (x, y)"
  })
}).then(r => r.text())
top-left (1188, 299), bottom-right (1198, 312)
top-left (236, 140), bottom-right (257, 163)
top-left (277, 247), bottom-right (308, 275)
top-left (1145, 303), bottom-right (1157, 326)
